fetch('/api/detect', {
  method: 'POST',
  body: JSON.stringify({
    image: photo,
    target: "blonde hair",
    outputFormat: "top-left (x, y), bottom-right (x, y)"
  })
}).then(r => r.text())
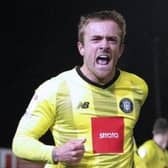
top-left (78, 10), bottom-right (126, 44)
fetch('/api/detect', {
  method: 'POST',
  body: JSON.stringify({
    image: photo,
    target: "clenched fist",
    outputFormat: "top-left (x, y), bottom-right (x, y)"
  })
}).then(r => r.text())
top-left (52, 138), bottom-right (86, 165)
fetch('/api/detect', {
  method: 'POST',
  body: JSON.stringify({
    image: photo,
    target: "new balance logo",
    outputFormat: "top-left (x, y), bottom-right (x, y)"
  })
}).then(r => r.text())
top-left (78, 101), bottom-right (90, 109)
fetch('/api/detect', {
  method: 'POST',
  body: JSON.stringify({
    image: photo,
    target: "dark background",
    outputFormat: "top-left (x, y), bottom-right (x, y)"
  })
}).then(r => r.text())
top-left (1, 0), bottom-right (168, 148)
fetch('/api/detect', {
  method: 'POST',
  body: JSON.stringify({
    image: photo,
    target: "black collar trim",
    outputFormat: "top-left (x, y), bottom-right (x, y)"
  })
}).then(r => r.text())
top-left (76, 66), bottom-right (120, 89)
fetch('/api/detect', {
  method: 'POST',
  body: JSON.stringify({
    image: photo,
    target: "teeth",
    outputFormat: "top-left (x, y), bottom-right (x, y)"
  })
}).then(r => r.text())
top-left (99, 55), bottom-right (108, 58)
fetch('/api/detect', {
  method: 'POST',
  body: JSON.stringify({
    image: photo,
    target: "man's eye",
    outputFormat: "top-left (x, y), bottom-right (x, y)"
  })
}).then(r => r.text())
top-left (92, 38), bottom-right (100, 41)
top-left (91, 38), bottom-right (101, 43)
top-left (108, 38), bottom-right (118, 42)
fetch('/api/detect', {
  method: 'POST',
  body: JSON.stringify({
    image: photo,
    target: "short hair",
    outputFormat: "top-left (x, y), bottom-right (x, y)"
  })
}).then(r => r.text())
top-left (78, 10), bottom-right (126, 44)
top-left (153, 118), bottom-right (168, 134)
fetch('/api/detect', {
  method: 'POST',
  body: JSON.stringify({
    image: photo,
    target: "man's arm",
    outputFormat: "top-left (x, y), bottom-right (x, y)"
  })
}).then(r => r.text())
top-left (12, 112), bottom-right (55, 164)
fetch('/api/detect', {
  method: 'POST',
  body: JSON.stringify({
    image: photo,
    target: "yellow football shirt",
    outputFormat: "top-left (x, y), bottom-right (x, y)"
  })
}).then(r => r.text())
top-left (134, 150), bottom-right (147, 168)
top-left (138, 140), bottom-right (168, 168)
top-left (12, 67), bottom-right (148, 168)
top-left (133, 139), bottom-right (147, 168)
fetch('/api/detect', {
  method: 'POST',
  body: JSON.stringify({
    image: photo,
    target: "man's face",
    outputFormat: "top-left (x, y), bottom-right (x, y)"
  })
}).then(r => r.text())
top-left (78, 20), bottom-right (124, 84)
top-left (162, 131), bottom-right (168, 149)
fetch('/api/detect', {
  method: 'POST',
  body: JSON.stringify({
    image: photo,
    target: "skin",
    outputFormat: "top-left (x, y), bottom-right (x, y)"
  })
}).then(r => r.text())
top-left (78, 20), bottom-right (124, 85)
top-left (52, 139), bottom-right (86, 165)
top-left (52, 20), bottom-right (124, 164)
top-left (153, 131), bottom-right (168, 149)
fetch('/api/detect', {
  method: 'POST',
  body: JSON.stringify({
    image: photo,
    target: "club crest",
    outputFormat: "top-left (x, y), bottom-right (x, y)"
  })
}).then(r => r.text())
top-left (119, 98), bottom-right (133, 113)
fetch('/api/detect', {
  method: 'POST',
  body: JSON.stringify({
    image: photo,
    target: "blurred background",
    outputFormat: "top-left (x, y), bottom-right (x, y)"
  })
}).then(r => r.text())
top-left (2, 0), bottom-right (168, 151)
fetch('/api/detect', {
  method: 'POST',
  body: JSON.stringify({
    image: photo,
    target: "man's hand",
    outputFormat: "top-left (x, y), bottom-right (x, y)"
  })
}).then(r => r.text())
top-left (52, 138), bottom-right (86, 165)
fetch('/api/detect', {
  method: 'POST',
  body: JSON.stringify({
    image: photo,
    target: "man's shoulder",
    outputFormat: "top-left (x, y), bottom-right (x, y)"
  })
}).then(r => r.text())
top-left (36, 68), bottom-right (76, 92)
top-left (41, 68), bottom-right (75, 84)
top-left (120, 70), bottom-right (145, 81)
top-left (139, 140), bottom-right (156, 151)
top-left (142, 139), bottom-right (154, 146)
top-left (138, 140), bottom-right (156, 157)
top-left (119, 69), bottom-right (148, 89)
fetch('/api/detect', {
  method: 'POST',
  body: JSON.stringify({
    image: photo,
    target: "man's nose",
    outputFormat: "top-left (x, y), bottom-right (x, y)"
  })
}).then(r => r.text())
top-left (99, 39), bottom-right (110, 49)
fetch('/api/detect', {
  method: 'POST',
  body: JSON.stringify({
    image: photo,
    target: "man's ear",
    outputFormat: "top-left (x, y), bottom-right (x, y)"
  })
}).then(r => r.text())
top-left (77, 41), bottom-right (84, 56)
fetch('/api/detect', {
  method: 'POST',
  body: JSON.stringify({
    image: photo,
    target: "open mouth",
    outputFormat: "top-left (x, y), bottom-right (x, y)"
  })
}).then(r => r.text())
top-left (96, 55), bottom-right (110, 65)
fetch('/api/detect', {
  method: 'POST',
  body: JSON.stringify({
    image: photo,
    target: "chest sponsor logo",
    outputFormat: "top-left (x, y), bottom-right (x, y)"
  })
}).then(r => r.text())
top-left (119, 98), bottom-right (133, 113)
top-left (91, 117), bottom-right (124, 153)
